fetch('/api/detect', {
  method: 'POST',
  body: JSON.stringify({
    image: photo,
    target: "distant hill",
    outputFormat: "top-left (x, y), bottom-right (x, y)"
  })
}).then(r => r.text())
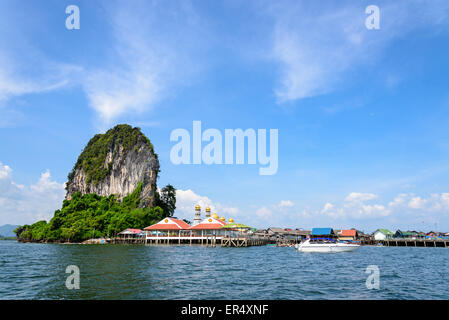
top-left (0, 224), bottom-right (18, 237)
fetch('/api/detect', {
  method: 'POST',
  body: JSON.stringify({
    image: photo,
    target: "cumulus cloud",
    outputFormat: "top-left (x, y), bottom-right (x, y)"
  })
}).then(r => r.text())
top-left (316, 192), bottom-right (390, 219)
top-left (345, 192), bottom-right (378, 202)
top-left (252, 199), bottom-right (299, 227)
top-left (255, 206), bottom-right (272, 219)
top-left (316, 191), bottom-right (449, 222)
top-left (278, 200), bottom-right (294, 208)
top-left (0, 162), bottom-right (12, 179)
top-left (0, 161), bottom-right (65, 225)
top-left (408, 196), bottom-right (427, 209)
top-left (321, 202), bottom-right (334, 214)
top-left (388, 193), bottom-right (409, 207)
top-left (404, 193), bottom-right (449, 212)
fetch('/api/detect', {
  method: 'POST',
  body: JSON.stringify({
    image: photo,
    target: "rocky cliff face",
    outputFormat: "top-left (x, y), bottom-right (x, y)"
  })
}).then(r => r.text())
top-left (65, 125), bottom-right (159, 207)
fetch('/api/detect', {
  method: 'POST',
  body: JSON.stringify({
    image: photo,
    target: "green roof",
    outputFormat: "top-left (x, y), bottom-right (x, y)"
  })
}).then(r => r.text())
top-left (400, 231), bottom-right (417, 236)
top-left (376, 229), bottom-right (393, 235)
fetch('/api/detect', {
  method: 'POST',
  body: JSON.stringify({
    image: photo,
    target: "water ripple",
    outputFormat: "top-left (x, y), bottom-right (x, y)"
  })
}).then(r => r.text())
top-left (1, 241), bottom-right (449, 299)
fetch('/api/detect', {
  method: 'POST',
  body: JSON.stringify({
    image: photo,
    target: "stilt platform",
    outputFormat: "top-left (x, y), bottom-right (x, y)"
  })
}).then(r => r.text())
top-left (363, 239), bottom-right (449, 247)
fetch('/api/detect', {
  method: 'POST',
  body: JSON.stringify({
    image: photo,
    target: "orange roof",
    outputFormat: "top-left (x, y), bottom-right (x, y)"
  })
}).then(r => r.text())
top-left (189, 218), bottom-right (227, 230)
top-left (341, 229), bottom-right (357, 237)
top-left (144, 218), bottom-right (191, 230)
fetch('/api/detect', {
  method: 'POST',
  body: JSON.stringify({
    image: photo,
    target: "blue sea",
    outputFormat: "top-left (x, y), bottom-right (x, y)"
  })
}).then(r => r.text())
top-left (0, 240), bottom-right (448, 299)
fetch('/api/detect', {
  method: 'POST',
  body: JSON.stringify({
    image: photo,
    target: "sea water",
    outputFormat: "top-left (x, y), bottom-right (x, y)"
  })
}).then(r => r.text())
top-left (0, 240), bottom-right (448, 299)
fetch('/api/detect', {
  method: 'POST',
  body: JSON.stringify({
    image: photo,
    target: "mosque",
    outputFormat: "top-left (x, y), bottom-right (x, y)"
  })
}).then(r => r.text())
top-left (143, 205), bottom-right (238, 245)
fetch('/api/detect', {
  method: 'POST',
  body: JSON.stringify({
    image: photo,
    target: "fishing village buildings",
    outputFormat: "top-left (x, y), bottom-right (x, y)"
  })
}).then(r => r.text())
top-left (105, 205), bottom-right (449, 248)
top-left (138, 206), bottom-right (269, 247)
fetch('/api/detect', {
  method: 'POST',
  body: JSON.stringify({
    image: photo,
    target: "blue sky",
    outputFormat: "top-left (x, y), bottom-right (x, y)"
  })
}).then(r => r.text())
top-left (1, 0), bottom-right (449, 232)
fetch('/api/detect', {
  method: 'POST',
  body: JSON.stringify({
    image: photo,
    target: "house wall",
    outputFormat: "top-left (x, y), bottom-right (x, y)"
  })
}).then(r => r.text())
top-left (339, 236), bottom-right (355, 241)
top-left (374, 231), bottom-right (386, 240)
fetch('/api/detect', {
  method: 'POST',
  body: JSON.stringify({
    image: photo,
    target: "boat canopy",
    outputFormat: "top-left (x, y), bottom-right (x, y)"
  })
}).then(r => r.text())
top-left (311, 228), bottom-right (334, 235)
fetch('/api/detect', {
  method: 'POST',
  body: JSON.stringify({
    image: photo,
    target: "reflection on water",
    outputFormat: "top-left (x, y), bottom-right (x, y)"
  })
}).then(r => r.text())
top-left (1, 240), bottom-right (448, 299)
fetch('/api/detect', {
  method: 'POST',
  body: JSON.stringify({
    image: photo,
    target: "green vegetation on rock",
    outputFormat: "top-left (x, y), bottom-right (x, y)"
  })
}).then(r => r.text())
top-left (67, 124), bottom-right (157, 185)
top-left (15, 182), bottom-right (175, 243)
top-left (15, 123), bottom-right (176, 243)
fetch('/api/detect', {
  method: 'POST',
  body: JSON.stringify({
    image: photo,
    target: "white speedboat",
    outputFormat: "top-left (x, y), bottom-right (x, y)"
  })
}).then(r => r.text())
top-left (295, 238), bottom-right (360, 253)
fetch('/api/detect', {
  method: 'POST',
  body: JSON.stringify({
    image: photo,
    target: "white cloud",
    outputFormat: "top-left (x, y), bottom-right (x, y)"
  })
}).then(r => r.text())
top-left (408, 196), bottom-right (427, 209)
top-left (388, 193), bottom-right (409, 207)
top-left (0, 4), bottom-right (82, 126)
top-left (345, 192), bottom-right (378, 202)
top-left (84, 70), bottom-right (161, 124)
top-left (317, 192), bottom-right (389, 219)
top-left (0, 60), bottom-right (78, 102)
top-left (0, 4), bottom-right (81, 103)
top-left (0, 1), bottom-right (207, 127)
top-left (399, 193), bottom-right (449, 212)
top-left (325, 192), bottom-right (449, 221)
top-left (268, 0), bottom-right (449, 103)
top-left (255, 206), bottom-right (272, 218)
top-left (440, 193), bottom-right (449, 208)
top-left (175, 189), bottom-right (240, 222)
top-left (0, 162), bottom-right (65, 225)
top-left (321, 202), bottom-right (334, 214)
top-left (278, 200), bottom-right (294, 208)
top-left (253, 199), bottom-right (302, 227)
top-left (83, 1), bottom-right (207, 125)
top-left (174, 190), bottom-right (449, 229)
top-left (0, 162), bottom-right (11, 179)
top-left (359, 204), bottom-right (389, 217)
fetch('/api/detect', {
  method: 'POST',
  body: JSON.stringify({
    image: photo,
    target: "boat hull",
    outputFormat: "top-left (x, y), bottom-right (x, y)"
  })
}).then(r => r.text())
top-left (295, 243), bottom-right (360, 253)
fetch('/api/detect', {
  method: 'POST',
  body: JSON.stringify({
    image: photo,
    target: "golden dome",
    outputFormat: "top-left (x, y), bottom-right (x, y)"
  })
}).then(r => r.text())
top-left (229, 218), bottom-right (234, 223)
top-left (195, 205), bottom-right (201, 210)
top-left (220, 216), bottom-right (225, 221)
top-left (212, 213), bottom-right (219, 219)
top-left (205, 207), bottom-right (211, 212)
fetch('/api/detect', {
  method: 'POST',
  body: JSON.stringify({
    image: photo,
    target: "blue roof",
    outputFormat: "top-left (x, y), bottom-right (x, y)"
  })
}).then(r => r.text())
top-left (311, 228), bottom-right (333, 235)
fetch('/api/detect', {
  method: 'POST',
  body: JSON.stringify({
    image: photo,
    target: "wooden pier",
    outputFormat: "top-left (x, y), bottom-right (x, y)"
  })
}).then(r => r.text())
top-left (221, 237), bottom-right (272, 247)
top-left (144, 235), bottom-right (274, 247)
top-left (113, 238), bottom-right (145, 244)
top-left (363, 239), bottom-right (449, 247)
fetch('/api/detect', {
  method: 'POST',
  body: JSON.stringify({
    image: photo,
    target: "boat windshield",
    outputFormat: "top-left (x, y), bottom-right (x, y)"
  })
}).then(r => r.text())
top-left (309, 237), bottom-right (336, 244)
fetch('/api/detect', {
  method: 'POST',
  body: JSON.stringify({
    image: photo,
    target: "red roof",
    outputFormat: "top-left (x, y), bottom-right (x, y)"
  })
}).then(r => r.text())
top-left (189, 218), bottom-right (227, 230)
top-left (119, 228), bottom-right (143, 235)
top-left (341, 229), bottom-right (357, 237)
top-left (127, 228), bottom-right (142, 234)
top-left (144, 218), bottom-right (191, 230)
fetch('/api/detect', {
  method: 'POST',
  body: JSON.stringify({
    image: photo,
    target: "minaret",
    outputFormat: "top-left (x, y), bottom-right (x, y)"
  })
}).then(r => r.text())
top-left (193, 205), bottom-right (202, 226)
top-left (205, 207), bottom-right (211, 218)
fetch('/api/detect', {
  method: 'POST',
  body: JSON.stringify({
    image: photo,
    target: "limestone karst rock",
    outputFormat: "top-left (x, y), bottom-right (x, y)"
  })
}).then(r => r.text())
top-left (65, 124), bottom-right (160, 207)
